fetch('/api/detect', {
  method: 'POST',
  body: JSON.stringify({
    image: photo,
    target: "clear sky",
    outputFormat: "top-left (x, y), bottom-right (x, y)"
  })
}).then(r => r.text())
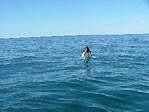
top-left (0, 0), bottom-right (149, 38)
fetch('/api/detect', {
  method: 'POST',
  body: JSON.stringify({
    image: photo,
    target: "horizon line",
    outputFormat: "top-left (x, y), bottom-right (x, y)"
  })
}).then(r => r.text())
top-left (0, 33), bottom-right (149, 39)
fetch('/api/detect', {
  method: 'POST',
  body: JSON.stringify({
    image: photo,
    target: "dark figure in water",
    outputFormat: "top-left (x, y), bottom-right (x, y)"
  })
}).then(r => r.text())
top-left (82, 46), bottom-right (91, 64)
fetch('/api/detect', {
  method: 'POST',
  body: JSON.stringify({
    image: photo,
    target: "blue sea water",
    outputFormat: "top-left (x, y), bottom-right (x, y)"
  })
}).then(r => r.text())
top-left (0, 34), bottom-right (149, 112)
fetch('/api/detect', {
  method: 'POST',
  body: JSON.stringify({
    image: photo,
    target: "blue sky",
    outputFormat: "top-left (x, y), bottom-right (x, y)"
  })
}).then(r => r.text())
top-left (0, 0), bottom-right (149, 38)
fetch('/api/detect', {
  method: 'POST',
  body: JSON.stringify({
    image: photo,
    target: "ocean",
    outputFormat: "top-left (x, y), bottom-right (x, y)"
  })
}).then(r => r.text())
top-left (0, 34), bottom-right (149, 112)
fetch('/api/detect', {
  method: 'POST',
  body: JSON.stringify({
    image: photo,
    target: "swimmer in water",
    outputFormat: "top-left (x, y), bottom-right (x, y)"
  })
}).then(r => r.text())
top-left (82, 46), bottom-right (91, 63)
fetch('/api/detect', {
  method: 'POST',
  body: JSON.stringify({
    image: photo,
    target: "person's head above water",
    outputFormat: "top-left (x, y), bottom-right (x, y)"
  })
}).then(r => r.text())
top-left (83, 46), bottom-right (91, 53)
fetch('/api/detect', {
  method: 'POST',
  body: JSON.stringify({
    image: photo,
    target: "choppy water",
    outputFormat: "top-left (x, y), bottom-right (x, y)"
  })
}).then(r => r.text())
top-left (0, 34), bottom-right (149, 112)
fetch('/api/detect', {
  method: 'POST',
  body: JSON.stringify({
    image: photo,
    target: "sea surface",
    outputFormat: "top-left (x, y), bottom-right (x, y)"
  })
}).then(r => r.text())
top-left (0, 34), bottom-right (149, 112)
